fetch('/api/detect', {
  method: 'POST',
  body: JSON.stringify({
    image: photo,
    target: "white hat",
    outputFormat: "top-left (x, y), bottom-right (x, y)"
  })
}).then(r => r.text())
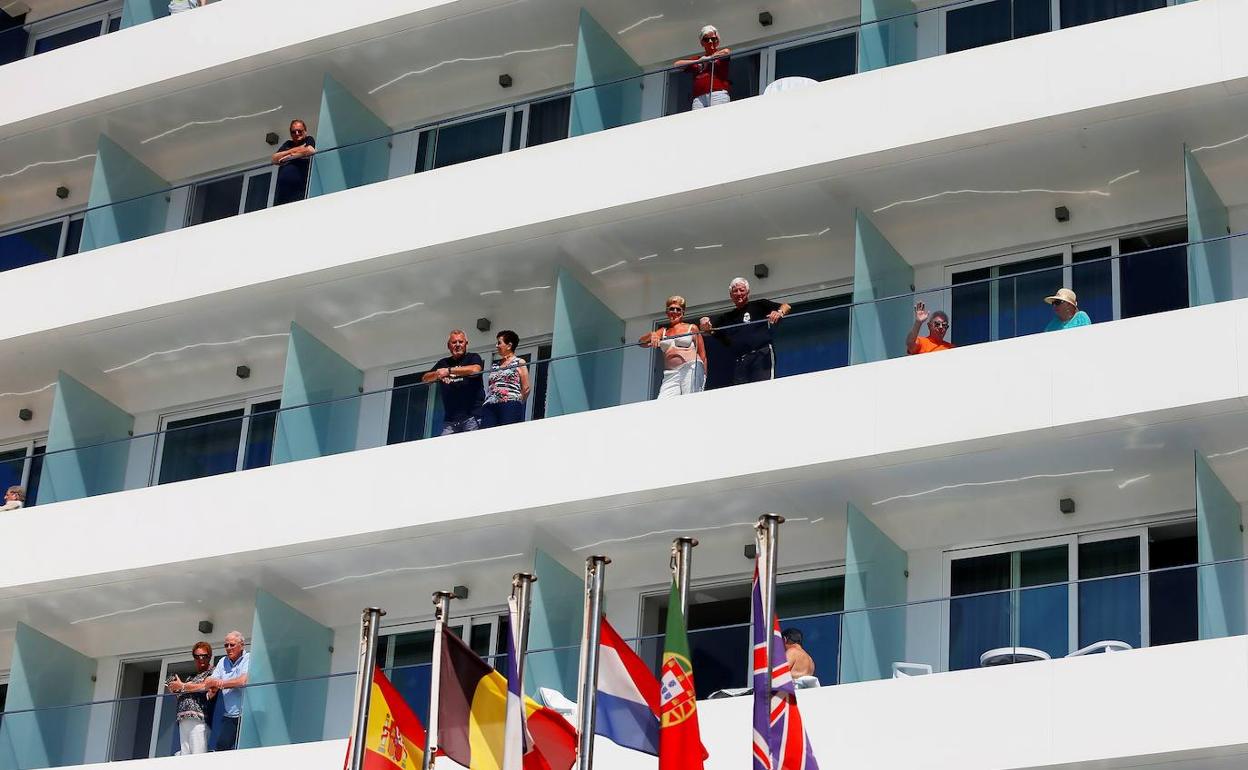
top-left (1044, 288), bottom-right (1078, 306)
top-left (699, 24), bottom-right (719, 39)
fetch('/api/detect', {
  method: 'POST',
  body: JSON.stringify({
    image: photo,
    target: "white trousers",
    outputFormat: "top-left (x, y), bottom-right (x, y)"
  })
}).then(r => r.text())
top-left (658, 360), bottom-right (705, 398)
top-left (691, 90), bottom-right (730, 110)
top-left (179, 717), bottom-right (208, 755)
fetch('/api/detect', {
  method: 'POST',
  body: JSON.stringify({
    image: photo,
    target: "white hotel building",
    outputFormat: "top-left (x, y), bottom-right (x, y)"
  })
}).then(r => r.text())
top-left (0, 0), bottom-right (1246, 767)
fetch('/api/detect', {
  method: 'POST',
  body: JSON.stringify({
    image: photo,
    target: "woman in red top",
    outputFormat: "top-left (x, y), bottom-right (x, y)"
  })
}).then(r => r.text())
top-left (675, 25), bottom-right (732, 110)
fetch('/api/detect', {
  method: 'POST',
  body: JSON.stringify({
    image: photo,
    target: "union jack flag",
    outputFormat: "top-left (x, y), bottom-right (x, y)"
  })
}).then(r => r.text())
top-left (751, 565), bottom-right (819, 770)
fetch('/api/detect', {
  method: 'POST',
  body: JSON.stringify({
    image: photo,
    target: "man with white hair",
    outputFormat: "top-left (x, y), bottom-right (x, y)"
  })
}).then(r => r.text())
top-left (674, 24), bottom-right (732, 110)
top-left (204, 630), bottom-right (250, 751)
top-left (699, 277), bottom-right (791, 385)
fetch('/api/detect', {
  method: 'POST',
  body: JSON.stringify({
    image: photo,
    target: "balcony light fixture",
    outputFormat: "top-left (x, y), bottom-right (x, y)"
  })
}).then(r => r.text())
top-left (235, 365), bottom-right (251, 380)
top-left (18, 408), bottom-right (32, 421)
top-left (476, 317), bottom-right (492, 332)
top-left (1055, 206), bottom-right (1071, 223)
top-left (499, 74), bottom-right (513, 88)
top-left (759, 11), bottom-right (774, 26)
top-left (1059, 497), bottom-right (1076, 514)
top-left (754, 263), bottom-right (770, 280)
top-left (55, 185), bottom-right (69, 199)
top-left (452, 585), bottom-right (470, 600)
top-left (265, 132), bottom-right (280, 146)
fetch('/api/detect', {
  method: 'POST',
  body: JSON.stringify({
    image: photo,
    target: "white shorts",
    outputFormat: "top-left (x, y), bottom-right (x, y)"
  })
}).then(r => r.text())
top-left (692, 91), bottom-right (731, 110)
top-left (658, 360), bottom-right (705, 398)
top-left (178, 717), bottom-right (208, 755)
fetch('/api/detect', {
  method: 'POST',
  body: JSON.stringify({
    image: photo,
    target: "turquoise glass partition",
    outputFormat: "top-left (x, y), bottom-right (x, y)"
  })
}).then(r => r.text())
top-left (850, 210), bottom-right (915, 364)
top-left (119, 0), bottom-right (166, 28)
top-left (859, 0), bottom-right (918, 72)
top-left (526, 548), bottom-right (582, 699)
top-left (1195, 452), bottom-right (1245, 639)
top-left (0, 624), bottom-right (96, 770)
top-left (40, 372), bottom-right (134, 504)
top-left (546, 269), bottom-right (624, 417)
top-left (239, 590), bottom-right (334, 749)
top-left (840, 503), bottom-right (908, 684)
top-left (1185, 146), bottom-right (1232, 306)
top-left (307, 75), bottom-right (394, 197)
top-left (79, 135), bottom-right (170, 253)
top-left (569, 8), bottom-right (643, 137)
top-left (273, 323), bottom-right (363, 464)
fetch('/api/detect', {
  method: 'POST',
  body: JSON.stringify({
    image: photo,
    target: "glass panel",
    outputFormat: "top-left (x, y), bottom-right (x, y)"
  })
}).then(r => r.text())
top-left (946, 0), bottom-right (1051, 54)
top-left (777, 576), bottom-right (844, 686)
top-left (32, 19), bottom-right (102, 55)
top-left (951, 267), bottom-right (991, 346)
top-left (62, 218), bottom-right (84, 257)
top-left (242, 399), bottom-right (280, 470)
top-left (383, 628), bottom-right (463, 724)
top-left (110, 660), bottom-right (162, 761)
top-left (1060, 0), bottom-right (1166, 28)
top-left (1118, 228), bottom-right (1189, 319)
top-left (188, 174), bottom-right (245, 226)
top-left (773, 35), bottom-right (856, 82)
top-left (1078, 538), bottom-right (1141, 649)
top-left (526, 96), bottom-right (571, 147)
top-left (242, 172), bottom-right (273, 214)
top-left (26, 446), bottom-right (45, 506)
top-left (665, 52), bottom-right (760, 115)
top-left (157, 409), bottom-right (245, 485)
top-left (0, 448), bottom-right (26, 494)
top-left (432, 114), bottom-right (507, 170)
top-left (387, 374), bottom-right (433, 444)
top-left (0, 221), bottom-right (62, 272)
top-left (1071, 247), bottom-right (1113, 324)
top-left (774, 295), bottom-right (851, 378)
top-left (950, 553), bottom-right (1010, 671)
top-left (1148, 522), bottom-right (1198, 646)
top-left (1018, 546), bottom-right (1069, 658)
top-left (469, 622), bottom-right (492, 659)
top-left (108, 15), bottom-right (121, 33)
top-left (996, 255), bottom-right (1064, 339)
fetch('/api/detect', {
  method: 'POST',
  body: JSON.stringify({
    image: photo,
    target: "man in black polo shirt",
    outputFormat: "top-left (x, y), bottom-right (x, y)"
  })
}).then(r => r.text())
top-left (421, 330), bottom-right (484, 434)
top-left (698, 277), bottom-right (791, 385)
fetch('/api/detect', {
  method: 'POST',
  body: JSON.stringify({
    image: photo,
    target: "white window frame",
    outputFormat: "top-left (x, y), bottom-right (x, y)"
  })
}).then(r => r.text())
top-left (111, 646), bottom-right (218, 761)
top-left (182, 165), bottom-right (277, 227)
top-left (414, 108), bottom-right (517, 173)
top-left (0, 436), bottom-right (46, 491)
top-left (0, 212), bottom-right (85, 262)
top-left (149, 393), bottom-right (281, 485)
top-left (25, 1), bottom-right (124, 58)
top-left (760, 27), bottom-right (859, 89)
top-left (379, 608), bottom-right (508, 670)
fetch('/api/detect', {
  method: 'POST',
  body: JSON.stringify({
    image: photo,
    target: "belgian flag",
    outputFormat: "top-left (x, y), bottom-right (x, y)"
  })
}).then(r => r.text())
top-left (356, 667), bottom-right (426, 770)
top-left (439, 628), bottom-right (577, 770)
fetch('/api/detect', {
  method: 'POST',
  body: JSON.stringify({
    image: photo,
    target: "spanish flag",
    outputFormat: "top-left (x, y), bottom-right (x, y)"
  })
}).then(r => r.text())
top-left (359, 667), bottom-right (426, 770)
top-left (439, 628), bottom-right (578, 770)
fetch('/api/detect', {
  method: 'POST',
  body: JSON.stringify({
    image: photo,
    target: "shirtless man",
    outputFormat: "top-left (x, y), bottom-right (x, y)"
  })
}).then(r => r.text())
top-left (783, 628), bottom-right (815, 678)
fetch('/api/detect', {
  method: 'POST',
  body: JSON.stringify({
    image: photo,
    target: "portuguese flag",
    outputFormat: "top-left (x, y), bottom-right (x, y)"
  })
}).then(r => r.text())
top-left (659, 579), bottom-right (707, 770)
top-left (439, 627), bottom-right (577, 770)
top-left (355, 667), bottom-right (426, 770)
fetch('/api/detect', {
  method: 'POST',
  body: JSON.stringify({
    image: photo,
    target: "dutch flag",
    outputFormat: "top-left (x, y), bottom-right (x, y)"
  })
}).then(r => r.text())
top-left (595, 617), bottom-right (661, 755)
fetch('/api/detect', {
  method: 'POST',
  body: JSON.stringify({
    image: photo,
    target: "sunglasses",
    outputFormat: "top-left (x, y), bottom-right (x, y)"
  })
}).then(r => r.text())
top-left (931, 321), bottom-right (949, 329)
top-left (666, 306), bottom-right (683, 312)
top-left (702, 36), bottom-right (718, 42)
top-left (193, 653), bottom-right (212, 660)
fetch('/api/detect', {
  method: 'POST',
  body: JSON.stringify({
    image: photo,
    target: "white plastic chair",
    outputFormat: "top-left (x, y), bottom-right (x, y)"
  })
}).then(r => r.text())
top-left (794, 675), bottom-right (821, 689)
top-left (538, 686), bottom-right (577, 717)
top-left (763, 76), bottom-right (819, 96)
top-left (1065, 640), bottom-right (1132, 657)
top-left (891, 662), bottom-right (933, 678)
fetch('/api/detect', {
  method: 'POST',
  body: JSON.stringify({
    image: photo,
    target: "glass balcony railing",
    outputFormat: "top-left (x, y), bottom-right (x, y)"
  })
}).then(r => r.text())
top-left (0, 555), bottom-right (1240, 769)
top-left (1, 227), bottom-right (1241, 508)
top-left (0, 0), bottom-right (1190, 268)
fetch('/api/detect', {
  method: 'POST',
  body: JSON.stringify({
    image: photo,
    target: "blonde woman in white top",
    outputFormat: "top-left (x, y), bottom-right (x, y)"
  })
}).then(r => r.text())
top-left (2, 485), bottom-right (24, 512)
top-left (638, 295), bottom-right (707, 398)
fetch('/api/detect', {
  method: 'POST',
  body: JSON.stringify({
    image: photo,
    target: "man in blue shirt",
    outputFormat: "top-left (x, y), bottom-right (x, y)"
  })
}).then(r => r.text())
top-left (1044, 288), bottom-right (1091, 332)
top-left (205, 630), bottom-right (250, 751)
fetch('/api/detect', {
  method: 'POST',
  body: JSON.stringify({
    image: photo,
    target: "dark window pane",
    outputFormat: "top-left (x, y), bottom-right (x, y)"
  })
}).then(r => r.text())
top-left (63, 217), bottom-right (84, 257)
top-left (0, 10), bottom-right (29, 66)
top-left (1060, 0), bottom-right (1165, 28)
top-left (243, 172), bottom-right (273, 214)
top-left (1149, 523), bottom-right (1198, 646)
top-left (996, 255), bottom-right (1064, 339)
top-left (0, 221), bottom-right (62, 272)
top-left (774, 295), bottom-right (851, 378)
top-left (1072, 247), bottom-right (1113, 324)
top-left (1118, 227), bottom-right (1188, 319)
top-left (469, 623), bottom-right (492, 660)
top-left (242, 399), bottom-right (280, 470)
top-left (952, 267), bottom-right (991, 346)
top-left (107, 15), bottom-right (120, 33)
top-left (188, 174), bottom-right (245, 225)
top-left (774, 35), bottom-right (856, 82)
top-left (526, 96), bottom-right (571, 147)
top-left (777, 576), bottom-right (844, 686)
top-left (32, 19), bottom-right (102, 55)
top-left (432, 114), bottom-right (506, 169)
top-left (530, 344), bottom-right (552, 421)
top-left (1078, 538), bottom-right (1141, 649)
top-left (950, 553), bottom-right (1010, 670)
top-left (158, 410), bottom-right (245, 484)
top-left (414, 131), bottom-right (432, 173)
top-left (26, 446), bottom-right (44, 506)
top-left (1019, 546), bottom-right (1069, 658)
top-left (1014, 0), bottom-right (1052, 36)
top-left (386, 630), bottom-right (435, 724)
top-left (387, 374), bottom-right (433, 444)
top-left (509, 110), bottom-right (523, 152)
top-left (947, 0), bottom-right (1011, 53)
top-left (0, 449), bottom-right (25, 496)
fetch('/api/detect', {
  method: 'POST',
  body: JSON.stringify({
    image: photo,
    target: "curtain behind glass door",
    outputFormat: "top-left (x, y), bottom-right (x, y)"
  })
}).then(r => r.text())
top-left (1078, 538), bottom-right (1141, 649)
top-left (158, 409), bottom-right (245, 484)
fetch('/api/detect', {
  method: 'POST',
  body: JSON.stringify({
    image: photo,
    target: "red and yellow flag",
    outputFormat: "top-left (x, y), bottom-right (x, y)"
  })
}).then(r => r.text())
top-left (360, 667), bottom-right (427, 770)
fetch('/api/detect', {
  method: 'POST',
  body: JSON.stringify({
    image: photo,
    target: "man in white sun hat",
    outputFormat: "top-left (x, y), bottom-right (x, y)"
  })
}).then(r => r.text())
top-left (675, 24), bottom-right (732, 110)
top-left (1044, 287), bottom-right (1091, 332)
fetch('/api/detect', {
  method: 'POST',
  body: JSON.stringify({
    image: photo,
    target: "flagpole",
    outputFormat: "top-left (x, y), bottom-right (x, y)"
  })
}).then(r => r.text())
top-left (423, 590), bottom-right (456, 770)
top-left (575, 555), bottom-right (610, 770)
top-left (757, 514), bottom-right (785, 691)
top-left (511, 572), bottom-right (537, 687)
top-left (346, 607), bottom-right (384, 770)
top-left (671, 537), bottom-right (698, 619)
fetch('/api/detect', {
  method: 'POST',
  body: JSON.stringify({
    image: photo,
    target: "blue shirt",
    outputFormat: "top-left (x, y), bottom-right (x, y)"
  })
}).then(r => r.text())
top-left (212, 651), bottom-right (250, 717)
top-left (1045, 310), bottom-right (1090, 332)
